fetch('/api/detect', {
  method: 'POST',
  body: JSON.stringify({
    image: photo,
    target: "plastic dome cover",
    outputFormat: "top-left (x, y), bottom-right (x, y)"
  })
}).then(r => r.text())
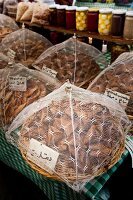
top-left (0, 63), bottom-right (61, 131)
top-left (0, 28), bottom-right (52, 68)
top-left (88, 52), bottom-right (133, 116)
top-left (33, 37), bottom-right (108, 88)
top-left (0, 14), bottom-right (19, 41)
top-left (6, 83), bottom-right (130, 191)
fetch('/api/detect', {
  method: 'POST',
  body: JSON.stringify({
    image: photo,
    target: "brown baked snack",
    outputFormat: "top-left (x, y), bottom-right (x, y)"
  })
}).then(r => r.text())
top-left (0, 63), bottom-right (61, 130)
top-left (17, 83), bottom-right (129, 190)
top-left (88, 52), bottom-right (133, 116)
top-left (33, 38), bottom-right (107, 89)
top-left (0, 14), bottom-right (18, 41)
top-left (0, 28), bottom-right (52, 68)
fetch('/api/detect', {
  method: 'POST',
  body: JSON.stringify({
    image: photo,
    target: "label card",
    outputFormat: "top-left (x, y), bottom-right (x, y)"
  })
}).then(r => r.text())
top-left (105, 88), bottom-right (130, 108)
top-left (27, 138), bottom-right (59, 174)
top-left (42, 65), bottom-right (57, 78)
top-left (9, 76), bottom-right (27, 91)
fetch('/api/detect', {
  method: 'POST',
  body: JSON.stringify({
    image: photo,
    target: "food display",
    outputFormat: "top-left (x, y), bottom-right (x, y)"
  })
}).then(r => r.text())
top-left (0, 28), bottom-right (52, 68)
top-left (33, 37), bottom-right (107, 88)
top-left (0, 63), bottom-right (61, 130)
top-left (88, 52), bottom-right (133, 116)
top-left (123, 11), bottom-right (133, 39)
top-left (7, 83), bottom-right (130, 191)
top-left (0, 14), bottom-right (19, 41)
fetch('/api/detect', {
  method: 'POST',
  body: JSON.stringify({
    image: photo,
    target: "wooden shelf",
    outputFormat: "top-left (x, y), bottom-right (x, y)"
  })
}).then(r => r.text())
top-left (17, 20), bottom-right (133, 45)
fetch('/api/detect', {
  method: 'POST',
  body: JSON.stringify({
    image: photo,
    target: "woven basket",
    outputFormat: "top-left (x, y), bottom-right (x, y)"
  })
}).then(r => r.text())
top-left (20, 142), bottom-right (125, 182)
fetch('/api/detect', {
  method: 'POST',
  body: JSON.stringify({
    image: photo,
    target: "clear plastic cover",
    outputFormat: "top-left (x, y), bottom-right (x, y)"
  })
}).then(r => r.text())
top-left (0, 52), bottom-right (9, 69)
top-left (0, 14), bottom-right (19, 41)
top-left (0, 63), bottom-right (61, 131)
top-left (88, 52), bottom-right (133, 116)
top-left (3, 0), bottom-right (17, 14)
top-left (33, 37), bottom-right (107, 88)
top-left (16, 2), bottom-right (29, 22)
top-left (6, 83), bottom-right (130, 192)
top-left (0, 28), bottom-right (52, 68)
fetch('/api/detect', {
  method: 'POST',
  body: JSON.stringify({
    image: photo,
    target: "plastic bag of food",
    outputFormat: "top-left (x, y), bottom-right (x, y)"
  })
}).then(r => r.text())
top-left (31, 3), bottom-right (50, 26)
top-left (3, 0), bottom-right (17, 14)
top-left (0, 28), bottom-right (52, 68)
top-left (21, 2), bottom-right (34, 21)
top-left (0, 52), bottom-right (9, 69)
top-left (6, 82), bottom-right (130, 191)
top-left (0, 62), bottom-right (61, 131)
top-left (16, 1), bottom-right (29, 21)
top-left (33, 37), bottom-right (107, 88)
top-left (0, 14), bottom-right (19, 41)
top-left (88, 52), bottom-right (133, 116)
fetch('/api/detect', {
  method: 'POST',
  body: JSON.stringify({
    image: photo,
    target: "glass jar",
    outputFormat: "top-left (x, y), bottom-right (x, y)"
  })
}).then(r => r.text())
top-left (66, 6), bottom-right (76, 30)
top-left (57, 5), bottom-right (68, 27)
top-left (87, 9), bottom-right (99, 32)
top-left (123, 11), bottom-right (133, 39)
top-left (76, 7), bottom-right (88, 31)
top-left (111, 9), bottom-right (126, 37)
top-left (98, 9), bottom-right (112, 35)
top-left (111, 43), bottom-right (129, 63)
top-left (49, 4), bottom-right (58, 26)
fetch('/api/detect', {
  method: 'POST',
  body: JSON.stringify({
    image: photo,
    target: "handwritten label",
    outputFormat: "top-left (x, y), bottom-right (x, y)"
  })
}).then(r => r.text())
top-left (27, 138), bottom-right (59, 174)
top-left (7, 49), bottom-right (16, 64)
top-left (105, 89), bottom-right (130, 108)
top-left (9, 76), bottom-right (27, 91)
top-left (42, 65), bottom-right (57, 78)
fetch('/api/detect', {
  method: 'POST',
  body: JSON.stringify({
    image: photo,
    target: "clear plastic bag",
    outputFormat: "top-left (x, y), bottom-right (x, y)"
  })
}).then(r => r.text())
top-left (3, 0), bottom-right (17, 14)
top-left (31, 3), bottom-right (50, 26)
top-left (88, 52), bottom-right (133, 116)
top-left (0, 63), bottom-right (61, 131)
top-left (0, 52), bottom-right (9, 69)
top-left (6, 82), bottom-right (130, 192)
top-left (0, 14), bottom-right (19, 41)
top-left (0, 28), bottom-right (52, 68)
top-left (33, 37), bottom-right (107, 88)
top-left (20, 2), bottom-right (34, 21)
top-left (16, 2), bottom-right (29, 21)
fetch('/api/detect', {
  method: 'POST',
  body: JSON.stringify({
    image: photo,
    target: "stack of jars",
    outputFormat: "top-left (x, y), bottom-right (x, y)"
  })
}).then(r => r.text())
top-left (49, 5), bottom-right (133, 39)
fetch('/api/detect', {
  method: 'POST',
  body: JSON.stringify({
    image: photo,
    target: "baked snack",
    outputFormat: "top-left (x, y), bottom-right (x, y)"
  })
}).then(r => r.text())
top-left (0, 14), bottom-right (18, 41)
top-left (33, 37), bottom-right (107, 88)
top-left (88, 52), bottom-right (133, 116)
top-left (12, 83), bottom-right (129, 190)
top-left (0, 63), bottom-right (61, 130)
top-left (0, 28), bottom-right (52, 68)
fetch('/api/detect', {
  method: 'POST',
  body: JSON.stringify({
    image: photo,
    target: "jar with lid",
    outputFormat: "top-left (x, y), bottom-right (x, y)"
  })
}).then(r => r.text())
top-left (49, 4), bottom-right (58, 26)
top-left (57, 5), bottom-right (68, 27)
top-left (111, 43), bottom-right (129, 63)
top-left (111, 9), bottom-right (126, 37)
top-left (66, 6), bottom-right (76, 30)
top-left (87, 8), bottom-right (99, 32)
top-left (123, 11), bottom-right (133, 39)
top-left (76, 7), bottom-right (88, 31)
top-left (98, 9), bottom-right (112, 35)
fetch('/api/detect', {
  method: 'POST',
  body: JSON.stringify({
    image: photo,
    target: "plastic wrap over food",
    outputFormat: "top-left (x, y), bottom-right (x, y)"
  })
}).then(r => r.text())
top-left (88, 52), bottom-right (133, 116)
top-left (0, 28), bottom-right (52, 68)
top-left (33, 37), bottom-right (108, 88)
top-left (3, 0), bottom-right (17, 14)
top-left (0, 52), bottom-right (9, 69)
top-left (0, 63), bottom-right (61, 131)
top-left (6, 83), bottom-right (130, 191)
top-left (16, 1), bottom-right (29, 21)
top-left (0, 14), bottom-right (19, 41)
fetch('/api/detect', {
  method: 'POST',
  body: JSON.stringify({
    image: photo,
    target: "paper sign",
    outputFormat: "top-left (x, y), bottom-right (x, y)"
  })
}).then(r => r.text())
top-left (27, 138), bottom-right (59, 174)
top-left (42, 65), bottom-right (57, 78)
top-left (7, 49), bottom-right (16, 64)
top-left (105, 88), bottom-right (130, 108)
top-left (9, 76), bottom-right (27, 91)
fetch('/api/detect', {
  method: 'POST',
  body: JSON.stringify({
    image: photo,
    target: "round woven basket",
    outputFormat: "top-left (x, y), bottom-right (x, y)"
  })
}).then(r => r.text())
top-left (20, 142), bottom-right (125, 182)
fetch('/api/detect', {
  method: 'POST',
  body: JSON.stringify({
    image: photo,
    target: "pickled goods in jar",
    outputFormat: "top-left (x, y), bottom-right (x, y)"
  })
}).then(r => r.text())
top-left (98, 9), bottom-right (112, 35)
top-left (76, 7), bottom-right (88, 31)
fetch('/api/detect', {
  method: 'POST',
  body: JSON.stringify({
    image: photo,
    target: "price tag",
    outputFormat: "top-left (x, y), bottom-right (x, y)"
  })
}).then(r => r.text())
top-left (9, 76), bottom-right (27, 91)
top-left (27, 138), bottom-right (59, 174)
top-left (105, 88), bottom-right (130, 108)
top-left (7, 49), bottom-right (16, 64)
top-left (42, 65), bottom-right (57, 78)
